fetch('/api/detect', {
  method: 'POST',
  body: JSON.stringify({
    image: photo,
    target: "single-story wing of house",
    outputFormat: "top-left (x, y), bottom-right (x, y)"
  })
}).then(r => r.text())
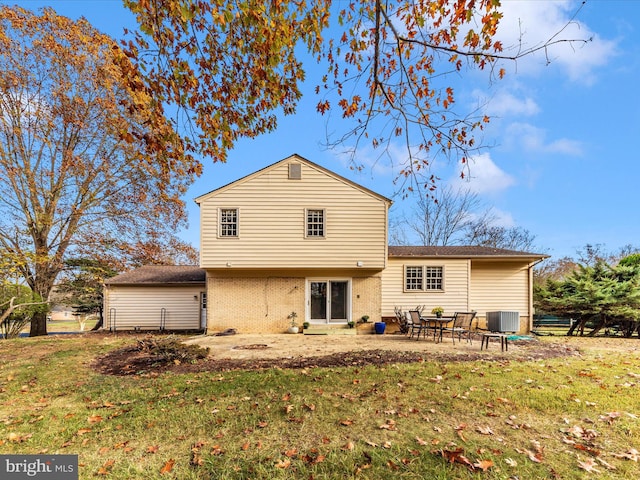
top-left (104, 154), bottom-right (548, 334)
top-left (104, 265), bottom-right (206, 331)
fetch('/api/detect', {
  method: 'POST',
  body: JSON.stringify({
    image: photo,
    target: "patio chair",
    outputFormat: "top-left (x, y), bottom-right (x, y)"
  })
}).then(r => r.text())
top-left (442, 311), bottom-right (477, 344)
top-left (409, 310), bottom-right (431, 340)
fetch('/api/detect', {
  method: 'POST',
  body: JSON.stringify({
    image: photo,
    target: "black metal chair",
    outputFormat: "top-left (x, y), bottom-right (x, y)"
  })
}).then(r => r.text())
top-left (442, 311), bottom-right (477, 344)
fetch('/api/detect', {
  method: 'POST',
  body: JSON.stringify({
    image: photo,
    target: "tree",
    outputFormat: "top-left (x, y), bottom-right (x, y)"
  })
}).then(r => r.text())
top-left (0, 283), bottom-right (47, 339)
top-left (392, 187), bottom-right (482, 245)
top-left (53, 258), bottom-right (119, 331)
top-left (123, 0), bottom-right (589, 191)
top-left (0, 7), bottom-right (198, 336)
top-left (535, 256), bottom-right (640, 337)
top-left (390, 186), bottom-right (538, 251)
top-left (463, 220), bottom-right (537, 252)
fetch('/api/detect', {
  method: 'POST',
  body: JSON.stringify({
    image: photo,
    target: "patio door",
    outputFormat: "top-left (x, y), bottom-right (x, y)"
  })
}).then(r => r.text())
top-left (308, 280), bottom-right (350, 324)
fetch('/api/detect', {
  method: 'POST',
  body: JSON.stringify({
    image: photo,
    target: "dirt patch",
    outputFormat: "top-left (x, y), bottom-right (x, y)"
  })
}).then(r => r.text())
top-left (232, 344), bottom-right (270, 350)
top-left (94, 334), bottom-right (580, 376)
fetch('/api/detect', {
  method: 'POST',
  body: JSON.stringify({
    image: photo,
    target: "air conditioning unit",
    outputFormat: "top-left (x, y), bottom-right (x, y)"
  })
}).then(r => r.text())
top-left (486, 311), bottom-right (519, 333)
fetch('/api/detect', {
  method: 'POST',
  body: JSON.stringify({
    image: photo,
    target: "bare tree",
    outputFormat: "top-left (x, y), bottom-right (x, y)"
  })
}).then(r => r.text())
top-left (405, 187), bottom-right (484, 246)
top-left (463, 221), bottom-right (538, 252)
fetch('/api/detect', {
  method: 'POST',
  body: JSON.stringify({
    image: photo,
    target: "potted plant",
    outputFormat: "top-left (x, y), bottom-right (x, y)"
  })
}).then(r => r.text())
top-left (287, 311), bottom-right (299, 333)
top-left (360, 315), bottom-right (369, 323)
top-left (302, 321), bottom-right (310, 330)
top-left (431, 306), bottom-right (444, 318)
top-left (347, 320), bottom-right (355, 328)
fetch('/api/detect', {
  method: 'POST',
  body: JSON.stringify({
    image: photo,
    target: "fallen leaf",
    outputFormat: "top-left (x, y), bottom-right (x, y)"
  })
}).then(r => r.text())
top-left (159, 458), bottom-right (175, 474)
top-left (342, 441), bottom-right (354, 451)
top-left (275, 458), bottom-right (291, 469)
top-left (475, 426), bottom-right (494, 435)
top-left (340, 419), bottom-right (354, 426)
top-left (415, 436), bottom-right (428, 446)
top-left (473, 459), bottom-right (494, 471)
top-left (505, 457), bottom-right (517, 467)
top-left (577, 458), bottom-right (600, 473)
top-left (574, 444), bottom-right (600, 457)
top-left (438, 447), bottom-right (474, 469)
top-left (146, 445), bottom-right (159, 454)
top-left (596, 457), bottom-right (617, 471)
top-left (88, 415), bottom-right (103, 424)
top-left (96, 459), bottom-right (115, 475)
top-left (612, 448), bottom-right (639, 462)
top-left (284, 448), bottom-right (298, 457)
top-left (599, 411), bottom-right (622, 424)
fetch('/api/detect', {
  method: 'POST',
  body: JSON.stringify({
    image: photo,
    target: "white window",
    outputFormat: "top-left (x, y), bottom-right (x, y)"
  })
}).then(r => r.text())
top-left (405, 266), bottom-right (423, 291)
top-left (404, 266), bottom-right (443, 291)
top-left (306, 209), bottom-right (325, 237)
top-left (425, 266), bottom-right (443, 290)
top-left (219, 208), bottom-right (238, 237)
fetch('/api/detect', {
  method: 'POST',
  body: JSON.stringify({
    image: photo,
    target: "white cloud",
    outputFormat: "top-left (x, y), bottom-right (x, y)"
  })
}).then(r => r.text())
top-left (477, 88), bottom-right (541, 118)
top-left (505, 122), bottom-right (583, 156)
top-left (495, 0), bottom-right (617, 84)
top-left (486, 208), bottom-right (516, 228)
top-left (452, 153), bottom-right (515, 195)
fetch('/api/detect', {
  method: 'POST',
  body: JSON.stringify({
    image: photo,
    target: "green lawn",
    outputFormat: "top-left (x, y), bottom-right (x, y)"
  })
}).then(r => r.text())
top-left (1, 335), bottom-right (639, 479)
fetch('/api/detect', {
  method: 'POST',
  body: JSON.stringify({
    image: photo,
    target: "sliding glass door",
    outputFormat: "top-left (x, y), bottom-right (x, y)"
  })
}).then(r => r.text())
top-left (309, 280), bottom-right (350, 323)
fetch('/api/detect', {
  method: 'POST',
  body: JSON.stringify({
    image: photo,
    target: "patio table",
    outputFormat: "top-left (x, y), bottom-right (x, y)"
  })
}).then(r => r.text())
top-left (422, 316), bottom-right (455, 343)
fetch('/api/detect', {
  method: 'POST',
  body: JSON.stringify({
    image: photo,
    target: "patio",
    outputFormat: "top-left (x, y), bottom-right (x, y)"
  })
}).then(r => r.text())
top-left (186, 331), bottom-right (546, 362)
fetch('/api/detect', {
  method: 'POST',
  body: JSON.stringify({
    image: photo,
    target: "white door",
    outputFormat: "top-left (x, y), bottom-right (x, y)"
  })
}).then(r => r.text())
top-left (308, 280), bottom-right (350, 324)
top-left (200, 292), bottom-right (207, 329)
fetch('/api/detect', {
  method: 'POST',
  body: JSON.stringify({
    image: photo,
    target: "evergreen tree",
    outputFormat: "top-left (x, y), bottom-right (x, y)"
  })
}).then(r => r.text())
top-left (535, 256), bottom-right (640, 337)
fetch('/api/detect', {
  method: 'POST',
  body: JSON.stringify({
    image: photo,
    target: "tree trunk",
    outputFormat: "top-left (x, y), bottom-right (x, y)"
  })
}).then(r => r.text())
top-left (29, 311), bottom-right (48, 337)
top-left (567, 317), bottom-right (585, 336)
top-left (92, 307), bottom-right (104, 331)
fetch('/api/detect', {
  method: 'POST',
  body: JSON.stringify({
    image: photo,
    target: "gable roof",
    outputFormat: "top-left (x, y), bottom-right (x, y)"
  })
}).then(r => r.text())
top-left (194, 153), bottom-right (392, 205)
top-left (105, 265), bottom-right (205, 285)
top-left (388, 246), bottom-right (548, 260)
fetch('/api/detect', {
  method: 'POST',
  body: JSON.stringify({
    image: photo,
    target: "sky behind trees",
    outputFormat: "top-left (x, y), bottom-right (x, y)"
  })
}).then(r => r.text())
top-left (6, 0), bottom-right (640, 259)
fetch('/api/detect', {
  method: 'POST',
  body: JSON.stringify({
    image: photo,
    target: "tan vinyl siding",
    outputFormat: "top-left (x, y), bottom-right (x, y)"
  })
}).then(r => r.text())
top-left (104, 286), bottom-right (203, 331)
top-left (470, 261), bottom-right (531, 331)
top-left (199, 159), bottom-right (388, 269)
top-left (381, 258), bottom-right (470, 317)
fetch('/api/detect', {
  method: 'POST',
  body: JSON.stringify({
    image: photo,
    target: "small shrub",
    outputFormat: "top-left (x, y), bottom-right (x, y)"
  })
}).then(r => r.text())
top-left (135, 335), bottom-right (209, 364)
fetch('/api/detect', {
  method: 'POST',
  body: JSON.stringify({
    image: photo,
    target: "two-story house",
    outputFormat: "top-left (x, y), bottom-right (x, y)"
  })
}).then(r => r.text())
top-left (104, 154), bottom-right (547, 334)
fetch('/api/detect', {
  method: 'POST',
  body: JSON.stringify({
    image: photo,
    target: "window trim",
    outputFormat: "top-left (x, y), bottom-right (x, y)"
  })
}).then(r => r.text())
top-left (403, 265), bottom-right (445, 292)
top-left (305, 208), bottom-right (326, 239)
top-left (218, 207), bottom-right (239, 238)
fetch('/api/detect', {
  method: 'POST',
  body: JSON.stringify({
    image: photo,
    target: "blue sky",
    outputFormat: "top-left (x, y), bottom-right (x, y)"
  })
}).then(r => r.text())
top-left (6, 0), bottom-right (640, 260)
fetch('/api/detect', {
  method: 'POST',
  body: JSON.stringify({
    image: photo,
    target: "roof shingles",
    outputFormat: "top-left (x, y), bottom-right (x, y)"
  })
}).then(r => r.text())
top-left (105, 265), bottom-right (205, 285)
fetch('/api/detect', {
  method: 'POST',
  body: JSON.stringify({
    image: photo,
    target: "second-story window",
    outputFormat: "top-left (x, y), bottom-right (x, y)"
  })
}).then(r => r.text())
top-left (219, 208), bottom-right (238, 237)
top-left (306, 209), bottom-right (325, 237)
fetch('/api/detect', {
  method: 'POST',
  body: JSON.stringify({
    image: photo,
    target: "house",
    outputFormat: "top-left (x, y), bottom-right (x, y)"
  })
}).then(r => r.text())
top-left (104, 154), bottom-right (547, 334)
top-left (103, 265), bottom-right (206, 331)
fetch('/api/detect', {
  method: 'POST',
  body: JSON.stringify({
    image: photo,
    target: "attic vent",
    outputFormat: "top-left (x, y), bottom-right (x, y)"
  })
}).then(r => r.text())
top-left (288, 163), bottom-right (301, 180)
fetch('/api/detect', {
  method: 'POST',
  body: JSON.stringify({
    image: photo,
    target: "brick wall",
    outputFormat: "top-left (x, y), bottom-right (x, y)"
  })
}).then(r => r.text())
top-left (207, 274), bottom-right (382, 334)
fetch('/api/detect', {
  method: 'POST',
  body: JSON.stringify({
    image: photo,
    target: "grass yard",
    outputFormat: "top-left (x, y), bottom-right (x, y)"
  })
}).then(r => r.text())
top-left (1, 334), bottom-right (640, 479)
